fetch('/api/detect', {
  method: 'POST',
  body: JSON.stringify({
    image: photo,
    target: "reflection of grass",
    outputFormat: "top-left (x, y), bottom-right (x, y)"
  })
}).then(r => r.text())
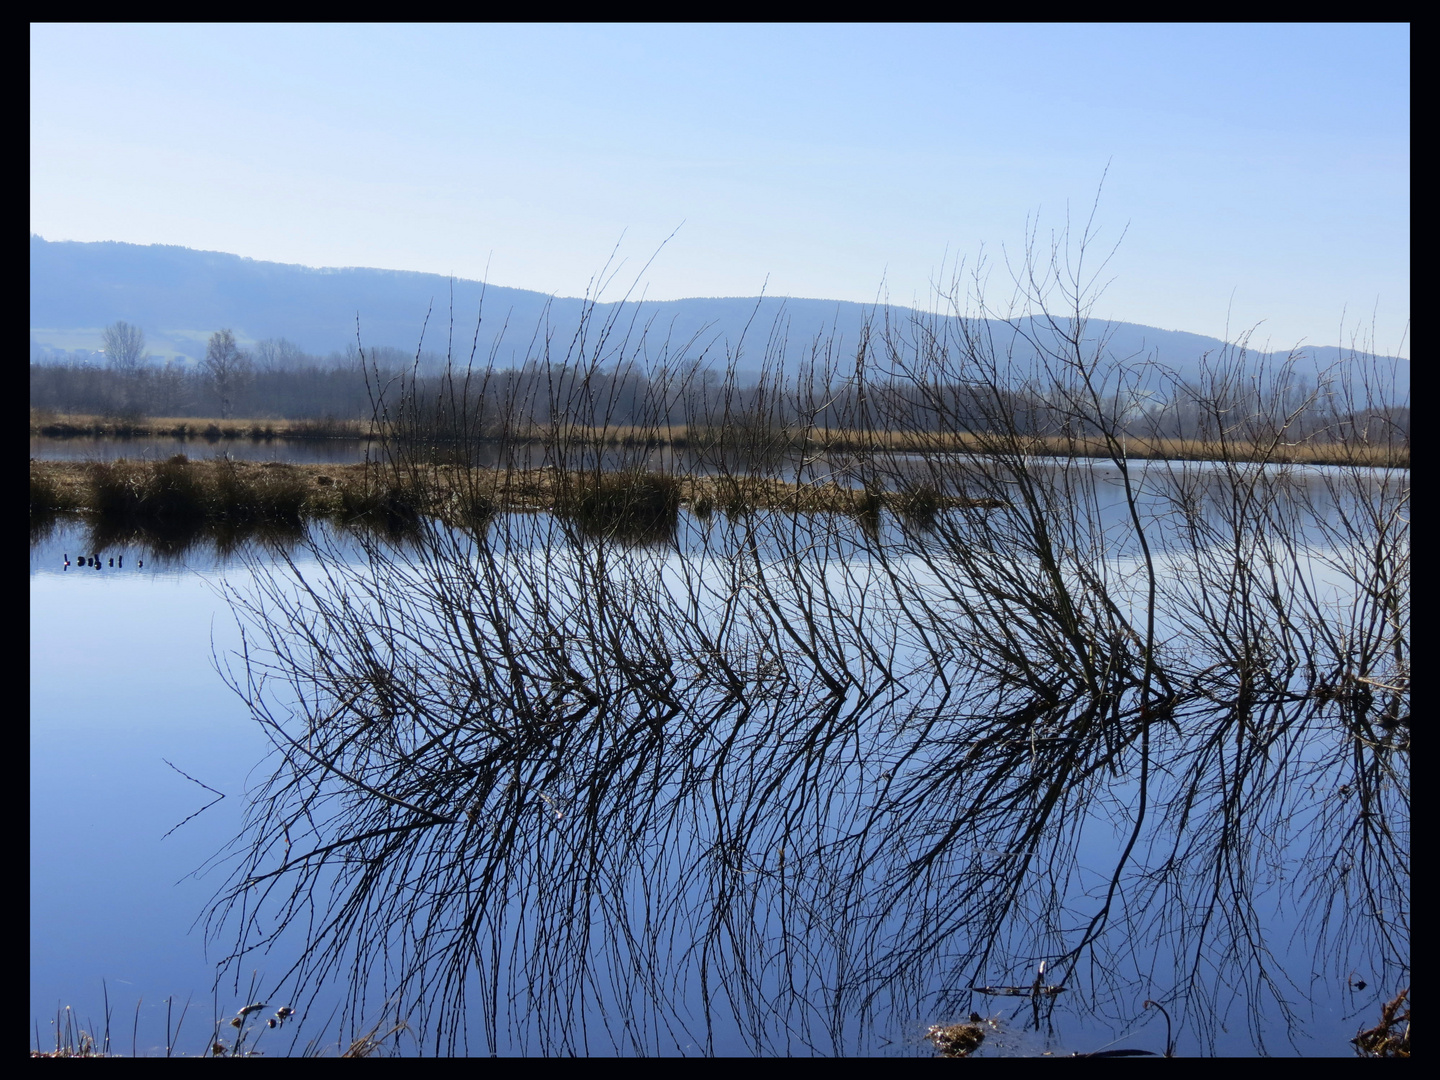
top-left (29, 460), bottom-right (1006, 533)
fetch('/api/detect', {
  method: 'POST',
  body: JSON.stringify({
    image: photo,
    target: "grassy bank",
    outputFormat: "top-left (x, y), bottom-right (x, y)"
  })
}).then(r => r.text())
top-left (29, 457), bottom-right (1004, 541)
top-left (31, 411), bottom-right (368, 442)
top-left (30, 411), bottom-right (1408, 469)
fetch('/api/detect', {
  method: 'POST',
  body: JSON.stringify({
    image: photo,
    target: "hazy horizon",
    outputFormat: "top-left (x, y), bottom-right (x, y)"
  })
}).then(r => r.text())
top-left (31, 24), bottom-right (1410, 358)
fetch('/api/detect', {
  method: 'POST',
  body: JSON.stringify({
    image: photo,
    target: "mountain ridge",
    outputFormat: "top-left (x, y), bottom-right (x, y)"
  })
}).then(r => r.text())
top-left (30, 235), bottom-right (1407, 396)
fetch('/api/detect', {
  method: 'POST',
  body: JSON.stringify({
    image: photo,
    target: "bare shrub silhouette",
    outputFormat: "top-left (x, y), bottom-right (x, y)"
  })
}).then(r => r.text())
top-left (204, 224), bottom-right (1407, 1055)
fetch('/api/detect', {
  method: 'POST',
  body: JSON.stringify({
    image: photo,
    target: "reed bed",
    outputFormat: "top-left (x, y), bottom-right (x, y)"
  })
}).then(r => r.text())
top-left (28, 458), bottom-right (1006, 540)
top-left (31, 411), bottom-right (368, 442)
top-left (789, 428), bottom-right (1409, 468)
top-left (31, 412), bottom-right (1407, 468)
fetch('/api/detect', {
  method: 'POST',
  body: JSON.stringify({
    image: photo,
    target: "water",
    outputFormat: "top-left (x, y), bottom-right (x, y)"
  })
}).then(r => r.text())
top-left (31, 529), bottom-right (266, 1053)
top-left (31, 435), bottom-right (372, 466)
top-left (29, 461), bottom-right (1408, 1056)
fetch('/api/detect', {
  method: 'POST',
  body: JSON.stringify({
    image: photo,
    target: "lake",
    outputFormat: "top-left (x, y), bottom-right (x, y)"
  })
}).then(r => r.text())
top-left (29, 456), bottom-right (1409, 1056)
top-left (30, 435), bottom-right (373, 466)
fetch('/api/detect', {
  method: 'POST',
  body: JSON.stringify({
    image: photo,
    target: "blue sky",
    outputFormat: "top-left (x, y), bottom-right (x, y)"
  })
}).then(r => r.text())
top-left (30, 23), bottom-right (1409, 356)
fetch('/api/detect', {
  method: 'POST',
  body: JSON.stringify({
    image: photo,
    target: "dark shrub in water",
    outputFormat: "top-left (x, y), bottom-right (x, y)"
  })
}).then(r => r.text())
top-left (560, 470), bottom-right (680, 543)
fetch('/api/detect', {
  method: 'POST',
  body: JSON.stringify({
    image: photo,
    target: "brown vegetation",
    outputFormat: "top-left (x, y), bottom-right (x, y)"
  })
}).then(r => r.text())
top-left (28, 457), bottom-right (1005, 537)
top-left (29, 410), bottom-right (1408, 468)
top-left (927, 1022), bottom-right (988, 1057)
top-left (30, 410), bottom-right (367, 442)
top-left (1353, 988), bottom-right (1410, 1058)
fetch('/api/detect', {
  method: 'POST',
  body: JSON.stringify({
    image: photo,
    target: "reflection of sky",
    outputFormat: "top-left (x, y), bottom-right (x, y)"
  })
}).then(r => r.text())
top-left (32, 527), bottom-right (272, 1053)
top-left (30, 505), bottom-right (1405, 1056)
top-left (31, 522), bottom-right (372, 1056)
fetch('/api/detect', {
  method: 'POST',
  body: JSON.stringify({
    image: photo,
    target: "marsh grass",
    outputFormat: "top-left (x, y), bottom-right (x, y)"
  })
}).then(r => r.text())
top-left (1353, 988), bottom-right (1410, 1058)
top-left (180, 220), bottom-right (1408, 1057)
top-left (32, 411), bottom-right (370, 443)
top-left (209, 460), bottom-right (310, 528)
top-left (30, 988), bottom-right (328, 1058)
top-left (556, 469), bottom-right (682, 543)
top-left (30, 459), bottom-right (317, 555)
top-left (33, 1002), bottom-right (112, 1058)
top-left (29, 462), bottom-right (78, 531)
top-left (90, 457), bottom-right (208, 522)
top-left (30, 459), bottom-right (1005, 543)
top-left (774, 428), bottom-right (1409, 469)
top-left (336, 477), bottom-right (422, 537)
top-left (33, 409), bottom-right (1406, 468)
top-left (895, 480), bottom-right (943, 529)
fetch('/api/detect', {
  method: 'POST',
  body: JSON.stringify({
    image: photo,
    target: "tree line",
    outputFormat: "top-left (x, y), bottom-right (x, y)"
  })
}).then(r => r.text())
top-left (30, 319), bottom-right (1408, 456)
top-left (30, 323), bottom-right (419, 422)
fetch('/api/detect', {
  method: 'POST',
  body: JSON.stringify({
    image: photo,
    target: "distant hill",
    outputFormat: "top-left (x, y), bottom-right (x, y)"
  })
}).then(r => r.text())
top-left (30, 235), bottom-right (1407, 397)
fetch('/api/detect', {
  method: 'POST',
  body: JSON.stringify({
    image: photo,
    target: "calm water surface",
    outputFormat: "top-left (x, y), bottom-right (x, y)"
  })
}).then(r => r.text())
top-left (30, 435), bottom-right (372, 466)
top-left (30, 482), bottom-right (1406, 1055)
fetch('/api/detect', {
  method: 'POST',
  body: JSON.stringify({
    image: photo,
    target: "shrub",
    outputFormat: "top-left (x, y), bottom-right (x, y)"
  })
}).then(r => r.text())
top-left (897, 482), bottom-right (942, 529)
top-left (561, 470), bottom-right (680, 543)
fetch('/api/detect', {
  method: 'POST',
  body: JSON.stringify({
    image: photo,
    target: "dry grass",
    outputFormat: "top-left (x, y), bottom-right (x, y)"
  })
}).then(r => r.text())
top-left (792, 427), bottom-right (1409, 468)
top-left (927, 1022), bottom-right (987, 1057)
top-left (31, 411), bottom-right (1408, 468)
top-left (1352, 988), bottom-right (1410, 1058)
top-left (29, 459), bottom-right (1006, 545)
top-left (31, 410), bottom-right (367, 442)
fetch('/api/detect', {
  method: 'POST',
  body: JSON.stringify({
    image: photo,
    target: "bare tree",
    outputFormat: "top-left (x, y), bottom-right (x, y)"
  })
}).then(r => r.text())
top-left (254, 336), bottom-right (308, 373)
top-left (101, 320), bottom-right (147, 373)
top-left (203, 328), bottom-right (253, 419)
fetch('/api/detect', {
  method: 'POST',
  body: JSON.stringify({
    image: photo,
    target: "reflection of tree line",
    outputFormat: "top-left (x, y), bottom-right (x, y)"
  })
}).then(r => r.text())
top-left (203, 237), bottom-right (1407, 1056)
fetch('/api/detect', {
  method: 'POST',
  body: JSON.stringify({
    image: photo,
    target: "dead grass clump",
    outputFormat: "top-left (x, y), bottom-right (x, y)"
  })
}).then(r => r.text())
top-left (560, 470), bottom-right (680, 542)
top-left (852, 485), bottom-right (885, 530)
top-left (30, 464), bottom-right (77, 517)
top-left (927, 1022), bottom-right (986, 1057)
top-left (710, 475), bottom-right (773, 517)
top-left (453, 490), bottom-right (498, 531)
top-left (339, 1022), bottom-right (410, 1058)
top-left (88, 458), bottom-right (208, 524)
top-left (1353, 987), bottom-right (1409, 1057)
top-left (210, 461), bottom-right (310, 528)
top-left (896, 482), bottom-right (943, 529)
top-left (338, 473), bottom-right (423, 536)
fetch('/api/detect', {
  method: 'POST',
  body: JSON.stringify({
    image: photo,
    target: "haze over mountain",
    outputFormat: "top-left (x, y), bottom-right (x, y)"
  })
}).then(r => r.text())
top-left (30, 235), bottom-right (1406, 396)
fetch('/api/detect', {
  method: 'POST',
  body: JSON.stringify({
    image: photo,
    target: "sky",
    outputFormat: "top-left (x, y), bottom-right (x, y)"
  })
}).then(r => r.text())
top-left (31, 23), bottom-right (1409, 357)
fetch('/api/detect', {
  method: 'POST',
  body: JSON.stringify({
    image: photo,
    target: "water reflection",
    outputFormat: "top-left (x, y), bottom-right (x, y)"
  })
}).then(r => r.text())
top-left (31, 435), bottom-right (373, 466)
top-left (30, 514), bottom-right (310, 572)
top-left (191, 454), bottom-right (1407, 1056)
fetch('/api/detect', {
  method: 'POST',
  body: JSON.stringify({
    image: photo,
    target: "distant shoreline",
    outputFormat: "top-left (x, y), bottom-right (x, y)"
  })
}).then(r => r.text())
top-left (30, 412), bottom-right (1410, 471)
